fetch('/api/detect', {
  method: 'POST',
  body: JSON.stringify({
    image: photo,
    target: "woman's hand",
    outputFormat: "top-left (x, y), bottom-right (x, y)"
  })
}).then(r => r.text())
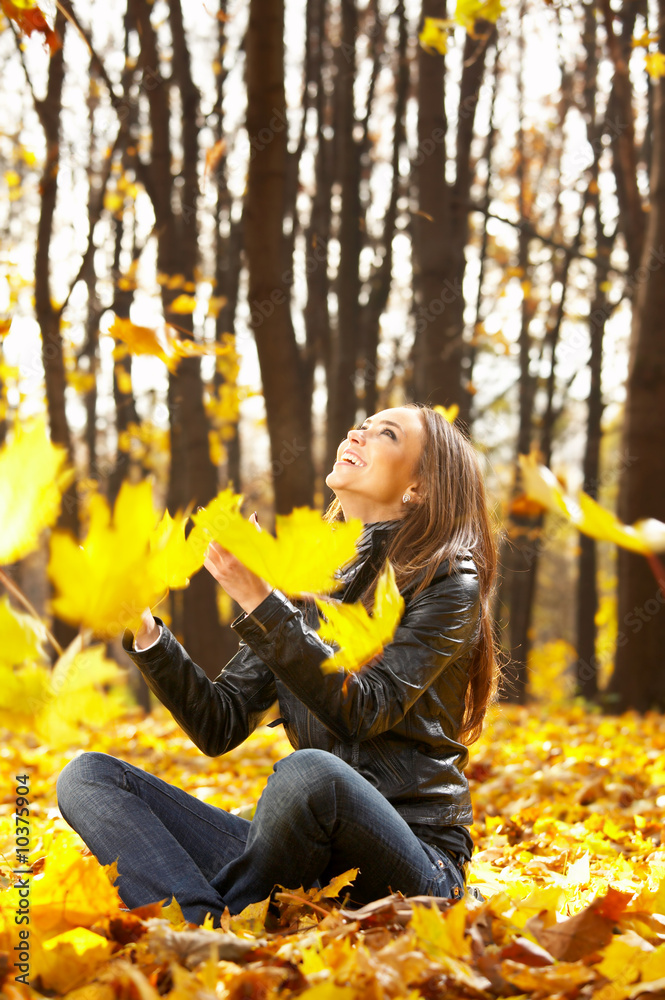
top-left (203, 511), bottom-right (273, 615)
top-left (135, 607), bottom-right (160, 650)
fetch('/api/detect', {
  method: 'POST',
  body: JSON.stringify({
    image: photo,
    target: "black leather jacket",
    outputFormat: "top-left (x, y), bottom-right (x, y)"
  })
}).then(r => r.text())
top-left (122, 521), bottom-right (481, 828)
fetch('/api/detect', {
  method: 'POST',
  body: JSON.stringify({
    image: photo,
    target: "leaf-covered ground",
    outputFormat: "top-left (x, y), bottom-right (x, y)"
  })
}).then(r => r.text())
top-left (2, 700), bottom-right (665, 999)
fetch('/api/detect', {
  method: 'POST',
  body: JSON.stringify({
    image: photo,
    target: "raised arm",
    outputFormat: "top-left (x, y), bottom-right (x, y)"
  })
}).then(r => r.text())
top-left (122, 619), bottom-right (277, 757)
top-left (231, 560), bottom-right (481, 743)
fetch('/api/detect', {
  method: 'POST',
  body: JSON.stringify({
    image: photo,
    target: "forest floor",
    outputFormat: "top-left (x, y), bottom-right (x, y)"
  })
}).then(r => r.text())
top-left (2, 697), bottom-right (665, 999)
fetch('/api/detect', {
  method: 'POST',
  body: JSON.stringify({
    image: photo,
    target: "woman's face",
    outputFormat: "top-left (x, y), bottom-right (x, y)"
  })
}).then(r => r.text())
top-left (326, 406), bottom-right (425, 523)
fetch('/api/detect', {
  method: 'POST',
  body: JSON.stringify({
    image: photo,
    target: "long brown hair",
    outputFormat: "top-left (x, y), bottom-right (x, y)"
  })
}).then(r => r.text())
top-left (325, 404), bottom-right (503, 745)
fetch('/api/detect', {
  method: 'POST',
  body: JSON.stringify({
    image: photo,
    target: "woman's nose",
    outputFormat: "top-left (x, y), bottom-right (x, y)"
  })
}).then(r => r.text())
top-left (347, 427), bottom-right (364, 446)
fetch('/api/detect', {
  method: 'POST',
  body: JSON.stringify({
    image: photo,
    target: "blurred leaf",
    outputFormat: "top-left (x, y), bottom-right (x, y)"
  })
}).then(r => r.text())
top-left (0, 418), bottom-right (73, 565)
top-left (418, 17), bottom-right (452, 54)
top-left (190, 492), bottom-right (364, 597)
top-left (315, 561), bottom-right (405, 672)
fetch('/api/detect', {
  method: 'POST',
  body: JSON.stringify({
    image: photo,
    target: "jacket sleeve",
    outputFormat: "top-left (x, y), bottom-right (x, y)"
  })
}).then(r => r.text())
top-left (122, 618), bottom-right (278, 757)
top-left (232, 565), bottom-right (481, 743)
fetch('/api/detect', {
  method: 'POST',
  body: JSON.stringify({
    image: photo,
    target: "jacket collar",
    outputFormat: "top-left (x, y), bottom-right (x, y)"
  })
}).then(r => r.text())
top-left (336, 519), bottom-right (400, 601)
top-left (354, 518), bottom-right (401, 560)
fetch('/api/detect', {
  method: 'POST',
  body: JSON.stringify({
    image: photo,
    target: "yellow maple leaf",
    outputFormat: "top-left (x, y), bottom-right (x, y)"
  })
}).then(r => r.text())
top-left (410, 903), bottom-right (471, 960)
top-left (315, 561), bottom-right (405, 672)
top-left (0, 593), bottom-right (47, 667)
top-left (32, 927), bottom-right (114, 994)
top-left (418, 17), bottom-right (452, 54)
top-left (577, 492), bottom-right (651, 556)
top-left (168, 293), bottom-right (197, 314)
top-left (312, 867), bottom-right (359, 902)
top-left (0, 628), bottom-right (126, 744)
top-left (645, 52), bottom-right (665, 79)
top-left (28, 831), bottom-right (123, 935)
top-left (519, 458), bottom-right (664, 556)
top-left (38, 641), bottom-right (127, 747)
top-left (190, 491), bottom-right (364, 597)
top-left (518, 452), bottom-right (577, 520)
top-left (433, 403), bottom-right (459, 423)
top-left (0, 418), bottom-right (73, 565)
top-left (109, 315), bottom-right (175, 368)
top-left (48, 480), bottom-right (167, 637)
top-left (149, 507), bottom-right (206, 589)
top-left (455, 0), bottom-right (503, 33)
top-left (110, 314), bottom-right (231, 372)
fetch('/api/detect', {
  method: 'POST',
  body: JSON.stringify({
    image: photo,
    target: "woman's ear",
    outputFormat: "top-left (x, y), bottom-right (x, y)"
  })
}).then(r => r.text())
top-left (405, 481), bottom-right (422, 504)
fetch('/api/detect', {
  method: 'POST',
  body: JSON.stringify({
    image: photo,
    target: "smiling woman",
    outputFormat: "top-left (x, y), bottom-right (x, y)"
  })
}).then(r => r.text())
top-left (327, 408), bottom-right (426, 524)
top-left (56, 404), bottom-right (500, 923)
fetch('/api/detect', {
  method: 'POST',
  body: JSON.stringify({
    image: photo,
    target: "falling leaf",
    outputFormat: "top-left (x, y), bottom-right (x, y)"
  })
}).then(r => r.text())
top-left (190, 491), bottom-right (364, 597)
top-left (577, 492), bottom-right (653, 555)
top-left (0, 594), bottom-right (47, 667)
top-left (168, 294), bottom-right (198, 314)
top-left (518, 451), bottom-right (577, 519)
top-left (48, 480), bottom-right (168, 637)
top-left (433, 403), bottom-right (459, 423)
top-left (0, 0), bottom-right (61, 52)
top-left (149, 507), bottom-right (206, 590)
top-left (454, 0), bottom-right (504, 32)
top-left (518, 452), bottom-right (662, 557)
top-left (109, 314), bottom-right (229, 373)
top-left (315, 561), bottom-right (405, 672)
top-left (418, 17), bottom-right (452, 54)
top-left (645, 52), bottom-right (665, 79)
top-left (0, 418), bottom-right (73, 565)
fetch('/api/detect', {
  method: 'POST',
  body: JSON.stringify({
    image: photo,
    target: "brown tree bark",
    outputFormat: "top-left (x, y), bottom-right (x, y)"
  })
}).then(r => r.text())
top-left (30, 10), bottom-right (78, 652)
top-left (411, 4), bottom-right (495, 408)
top-left (607, 12), bottom-right (665, 710)
top-left (244, 0), bottom-right (315, 513)
top-left (361, 0), bottom-right (408, 419)
top-left (326, 0), bottom-right (362, 473)
top-left (576, 217), bottom-right (611, 699)
top-left (132, 0), bottom-right (228, 674)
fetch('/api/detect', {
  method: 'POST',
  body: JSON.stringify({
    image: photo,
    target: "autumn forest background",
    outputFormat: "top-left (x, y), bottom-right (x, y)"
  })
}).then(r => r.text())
top-left (2, 0), bottom-right (665, 995)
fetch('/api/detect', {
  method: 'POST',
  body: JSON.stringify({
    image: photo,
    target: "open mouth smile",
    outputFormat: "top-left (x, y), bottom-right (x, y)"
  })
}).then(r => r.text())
top-left (337, 450), bottom-right (367, 468)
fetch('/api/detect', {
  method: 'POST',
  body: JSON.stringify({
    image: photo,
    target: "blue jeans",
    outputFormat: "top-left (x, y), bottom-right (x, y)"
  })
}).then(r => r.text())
top-left (56, 748), bottom-right (467, 925)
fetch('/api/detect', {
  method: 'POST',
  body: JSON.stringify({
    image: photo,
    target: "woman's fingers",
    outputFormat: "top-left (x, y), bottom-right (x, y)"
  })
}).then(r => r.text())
top-left (135, 606), bottom-right (160, 650)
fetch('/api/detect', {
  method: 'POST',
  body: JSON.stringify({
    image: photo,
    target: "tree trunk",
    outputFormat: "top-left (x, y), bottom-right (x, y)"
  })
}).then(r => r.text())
top-left (325, 0), bottom-right (362, 473)
top-left (132, 0), bottom-right (229, 674)
top-left (244, 0), bottom-right (315, 513)
top-left (33, 10), bottom-right (78, 652)
top-left (411, 7), bottom-right (494, 410)
top-left (607, 22), bottom-right (665, 710)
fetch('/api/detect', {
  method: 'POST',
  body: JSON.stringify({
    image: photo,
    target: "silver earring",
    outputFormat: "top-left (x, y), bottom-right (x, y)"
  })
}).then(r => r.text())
top-left (402, 493), bottom-right (411, 503)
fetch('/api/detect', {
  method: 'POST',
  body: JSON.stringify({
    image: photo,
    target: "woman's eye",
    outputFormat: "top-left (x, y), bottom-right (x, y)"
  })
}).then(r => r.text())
top-left (382, 428), bottom-right (396, 440)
